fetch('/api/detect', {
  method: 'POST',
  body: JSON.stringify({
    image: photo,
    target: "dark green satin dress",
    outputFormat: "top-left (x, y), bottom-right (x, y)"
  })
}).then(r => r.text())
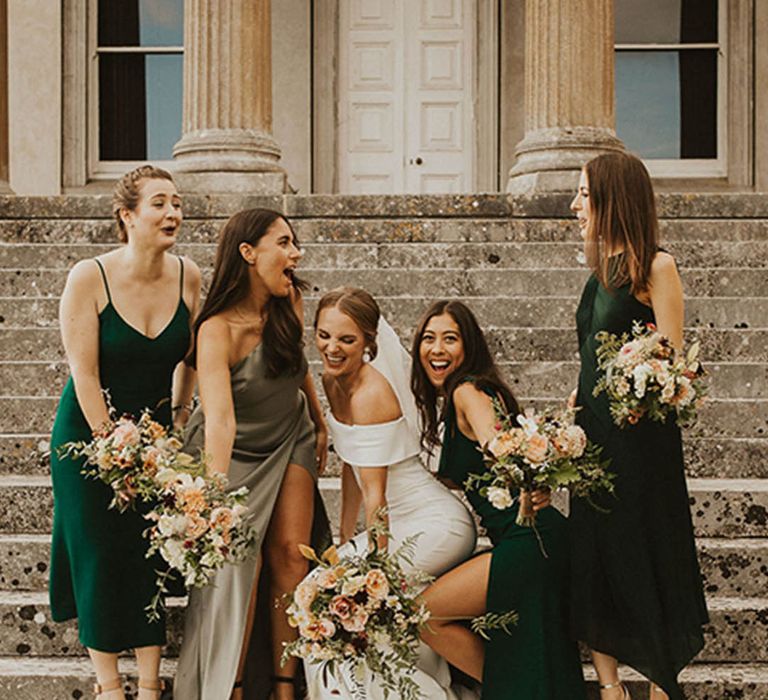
top-left (439, 384), bottom-right (586, 700)
top-left (570, 273), bottom-right (708, 699)
top-left (49, 257), bottom-right (190, 652)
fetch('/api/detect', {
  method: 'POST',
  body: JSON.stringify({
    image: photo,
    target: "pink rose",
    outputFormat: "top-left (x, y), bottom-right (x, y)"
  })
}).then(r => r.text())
top-left (329, 595), bottom-right (354, 620)
top-left (111, 420), bottom-right (140, 450)
top-left (341, 612), bottom-right (368, 633)
top-left (364, 569), bottom-right (389, 600)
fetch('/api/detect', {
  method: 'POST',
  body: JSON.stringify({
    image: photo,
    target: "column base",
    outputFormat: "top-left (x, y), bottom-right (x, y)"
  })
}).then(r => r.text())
top-left (173, 128), bottom-right (286, 192)
top-left (173, 170), bottom-right (287, 195)
top-left (507, 126), bottom-right (625, 193)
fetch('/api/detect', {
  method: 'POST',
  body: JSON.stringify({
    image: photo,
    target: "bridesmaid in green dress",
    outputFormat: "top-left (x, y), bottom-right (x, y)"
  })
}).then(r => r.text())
top-left (49, 165), bottom-right (201, 699)
top-left (175, 208), bottom-right (330, 700)
top-left (410, 300), bottom-right (587, 700)
top-left (568, 152), bottom-right (708, 700)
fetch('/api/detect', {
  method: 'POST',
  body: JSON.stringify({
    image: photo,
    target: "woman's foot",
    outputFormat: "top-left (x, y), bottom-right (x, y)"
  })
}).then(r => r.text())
top-left (600, 681), bottom-right (631, 700)
top-left (137, 678), bottom-right (164, 700)
top-left (230, 679), bottom-right (243, 700)
top-left (650, 685), bottom-right (669, 700)
top-left (93, 677), bottom-right (125, 699)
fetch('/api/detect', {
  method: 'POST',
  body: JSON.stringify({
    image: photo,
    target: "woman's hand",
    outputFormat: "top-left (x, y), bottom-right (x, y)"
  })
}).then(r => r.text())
top-left (531, 487), bottom-right (552, 512)
top-left (314, 422), bottom-right (329, 475)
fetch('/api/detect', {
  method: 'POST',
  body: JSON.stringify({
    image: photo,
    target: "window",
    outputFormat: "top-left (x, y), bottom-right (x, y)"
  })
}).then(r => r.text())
top-left (89, 0), bottom-right (183, 174)
top-left (614, 0), bottom-right (725, 177)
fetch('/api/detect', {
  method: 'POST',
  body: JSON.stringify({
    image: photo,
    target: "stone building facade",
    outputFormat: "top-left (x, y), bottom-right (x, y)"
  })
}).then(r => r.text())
top-left (1, 0), bottom-right (766, 196)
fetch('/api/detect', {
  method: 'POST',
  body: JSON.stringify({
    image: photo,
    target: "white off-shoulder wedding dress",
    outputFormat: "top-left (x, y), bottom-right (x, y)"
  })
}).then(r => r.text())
top-left (304, 406), bottom-right (478, 699)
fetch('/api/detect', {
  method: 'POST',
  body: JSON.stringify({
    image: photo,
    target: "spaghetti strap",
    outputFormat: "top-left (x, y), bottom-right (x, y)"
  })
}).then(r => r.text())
top-left (177, 256), bottom-right (184, 302)
top-left (93, 259), bottom-right (112, 304)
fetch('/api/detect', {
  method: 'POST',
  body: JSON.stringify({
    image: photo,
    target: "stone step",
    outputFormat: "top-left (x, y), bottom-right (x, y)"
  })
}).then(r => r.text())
top-left (3, 191), bottom-right (768, 220)
top-left (0, 589), bottom-right (763, 664)
top-left (1, 432), bottom-right (765, 480)
top-left (1, 295), bottom-right (765, 331)
top-left (3, 326), bottom-right (765, 364)
top-left (1, 431), bottom-right (766, 480)
top-left (0, 475), bottom-right (765, 539)
top-left (2, 533), bottom-right (764, 600)
top-left (0, 659), bottom-right (767, 700)
top-left (4, 266), bottom-right (766, 299)
top-left (3, 215), bottom-right (768, 245)
top-left (1, 240), bottom-right (766, 271)
top-left (2, 359), bottom-right (764, 401)
top-left (2, 395), bottom-right (764, 439)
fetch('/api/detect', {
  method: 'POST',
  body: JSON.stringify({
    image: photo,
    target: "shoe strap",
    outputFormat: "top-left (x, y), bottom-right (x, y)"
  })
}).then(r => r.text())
top-left (93, 677), bottom-right (122, 695)
top-left (138, 678), bottom-right (165, 691)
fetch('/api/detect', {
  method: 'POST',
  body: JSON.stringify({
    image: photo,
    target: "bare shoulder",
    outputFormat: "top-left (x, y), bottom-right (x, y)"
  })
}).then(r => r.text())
top-left (180, 255), bottom-right (202, 285)
top-left (452, 380), bottom-right (490, 410)
top-left (65, 258), bottom-right (105, 297)
top-left (650, 251), bottom-right (679, 279)
top-left (198, 314), bottom-right (232, 347)
top-left (349, 367), bottom-right (402, 425)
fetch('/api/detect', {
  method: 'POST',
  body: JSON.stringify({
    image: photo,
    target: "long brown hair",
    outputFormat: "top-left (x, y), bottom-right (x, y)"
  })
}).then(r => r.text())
top-left (584, 152), bottom-right (658, 294)
top-left (410, 300), bottom-right (519, 453)
top-left (189, 208), bottom-right (308, 377)
top-left (314, 287), bottom-right (380, 359)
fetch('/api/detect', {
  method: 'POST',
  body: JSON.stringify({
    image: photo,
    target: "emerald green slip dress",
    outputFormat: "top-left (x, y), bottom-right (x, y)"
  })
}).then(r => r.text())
top-left (570, 272), bottom-right (708, 700)
top-left (49, 257), bottom-right (190, 652)
top-left (438, 383), bottom-right (586, 700)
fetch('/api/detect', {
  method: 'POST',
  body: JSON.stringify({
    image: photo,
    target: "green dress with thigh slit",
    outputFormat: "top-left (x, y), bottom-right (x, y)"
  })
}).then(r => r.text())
top-left (49, 257), bottom-right (190, 651)
top-left (438, 381), bottom-right (586, 700)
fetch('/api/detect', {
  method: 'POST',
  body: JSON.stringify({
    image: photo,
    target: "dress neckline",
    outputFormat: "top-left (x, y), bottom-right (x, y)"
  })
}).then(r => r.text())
top-left (327, 411), bottom-right (406, 430)
top-left (99, 300), bottom-right (188, 342)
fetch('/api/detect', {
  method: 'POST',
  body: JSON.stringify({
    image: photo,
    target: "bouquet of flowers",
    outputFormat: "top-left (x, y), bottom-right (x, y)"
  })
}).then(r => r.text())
top-left (593, 320), bottom-right (708, 428)
top-left (467, 403), bottom-right (614, 530)
top-left (143, 469), bottom-right (255, 621)
top-left (282, 528), bottom-right (432, 700)
top-left (59, 408), bottom-right (195, 512)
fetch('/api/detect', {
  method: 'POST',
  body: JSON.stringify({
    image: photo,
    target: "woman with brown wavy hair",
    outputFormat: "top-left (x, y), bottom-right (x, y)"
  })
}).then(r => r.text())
top-left (569, 152), bottom-right (708, 700)
top-left (175, 208), bottom-right (330, 700)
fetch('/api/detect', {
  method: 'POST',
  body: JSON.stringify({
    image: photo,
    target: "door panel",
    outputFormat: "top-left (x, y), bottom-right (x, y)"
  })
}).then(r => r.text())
top-left (339, 0), bottom-right (475, 193)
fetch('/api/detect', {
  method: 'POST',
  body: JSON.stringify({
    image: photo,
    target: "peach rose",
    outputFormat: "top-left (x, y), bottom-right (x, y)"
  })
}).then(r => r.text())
top-left (185, 515), bottom-right (209, 540)
top-left (364, 569), bottom-right (390, 600)
top-left (210, 506), bottom-right (234, 532)
top-left (523, 433), bottom-right (549, 463)
top-left (179, 488), bottom-right (206, 515)
top-left (488, 429), bottom-right (524, 459)
top-left (340, 611), bottom-right (368, 633)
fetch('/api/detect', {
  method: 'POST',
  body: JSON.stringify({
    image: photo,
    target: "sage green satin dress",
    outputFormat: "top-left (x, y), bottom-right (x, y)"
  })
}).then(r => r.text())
top-left (49, 258), bottom-right (190, 651)
top-left (176, 343), bottom-right (330, 700)
top-left (438, 382), bottom-right (586, 700)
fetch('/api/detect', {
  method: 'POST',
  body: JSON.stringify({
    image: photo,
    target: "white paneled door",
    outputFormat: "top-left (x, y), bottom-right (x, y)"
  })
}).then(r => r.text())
top-left (339, 0), bottom-right (475, 194)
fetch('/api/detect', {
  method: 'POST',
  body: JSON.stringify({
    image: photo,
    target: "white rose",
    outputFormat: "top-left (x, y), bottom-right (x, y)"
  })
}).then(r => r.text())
top-left (487, 486), bottom-right (513, 510)
top-left (158, 514), bottom-right (189, 537)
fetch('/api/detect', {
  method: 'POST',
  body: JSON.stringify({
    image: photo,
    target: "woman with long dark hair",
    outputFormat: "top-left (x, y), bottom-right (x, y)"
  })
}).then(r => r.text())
top-left (49, 165), bottom-right (201, 699)
top-left (411, 300), bottom-right (586, 700)
top-left (568, 152), bottom-right (707, 700)
top-left (174, 208), bottom-right (330, 700)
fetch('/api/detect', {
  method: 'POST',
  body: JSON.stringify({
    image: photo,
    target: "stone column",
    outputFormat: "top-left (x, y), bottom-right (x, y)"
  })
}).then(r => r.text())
top-left (507, 0), bottom-right (624, 193)
top-left (173, 0), bottom-right (286, 193)
top-left (0, 0), bottom-right (10, 192)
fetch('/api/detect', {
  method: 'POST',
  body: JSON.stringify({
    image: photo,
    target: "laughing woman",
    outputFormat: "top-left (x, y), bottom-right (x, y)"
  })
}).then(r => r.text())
top-left (175, 208), bottom-right (330, 700)
top-left (411, 300), bottom-right (586, 700)
top-left (49, 165), bottom-right (201, 699)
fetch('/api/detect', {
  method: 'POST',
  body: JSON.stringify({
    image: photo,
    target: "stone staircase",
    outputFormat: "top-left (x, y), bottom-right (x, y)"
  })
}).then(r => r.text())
top-left (0, 192), bottom-right (766, 698)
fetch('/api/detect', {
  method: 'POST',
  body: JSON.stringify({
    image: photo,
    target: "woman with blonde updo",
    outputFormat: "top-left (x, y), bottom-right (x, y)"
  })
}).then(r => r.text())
top-left (49, 165), bottom-right (201, 699)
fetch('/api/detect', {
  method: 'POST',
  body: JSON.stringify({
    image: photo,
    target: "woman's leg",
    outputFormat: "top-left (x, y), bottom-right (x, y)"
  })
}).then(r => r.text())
top-left (134, 645), bottom-right (162, 699)
top-left (87, 649), bottom-right (125, 699)
top-left (420, 552), bottom-right (492, 682)
top-left (264, 464), bottom-right (316, 700)
top-left (592, 650), bottom-right (628, 699)
top-left (231, 557), bottom-right (263, 700)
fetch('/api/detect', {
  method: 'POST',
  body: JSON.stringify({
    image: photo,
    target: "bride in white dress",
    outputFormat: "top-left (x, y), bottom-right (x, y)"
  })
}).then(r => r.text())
top-left (302, 287), bottom-right (478, 700)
